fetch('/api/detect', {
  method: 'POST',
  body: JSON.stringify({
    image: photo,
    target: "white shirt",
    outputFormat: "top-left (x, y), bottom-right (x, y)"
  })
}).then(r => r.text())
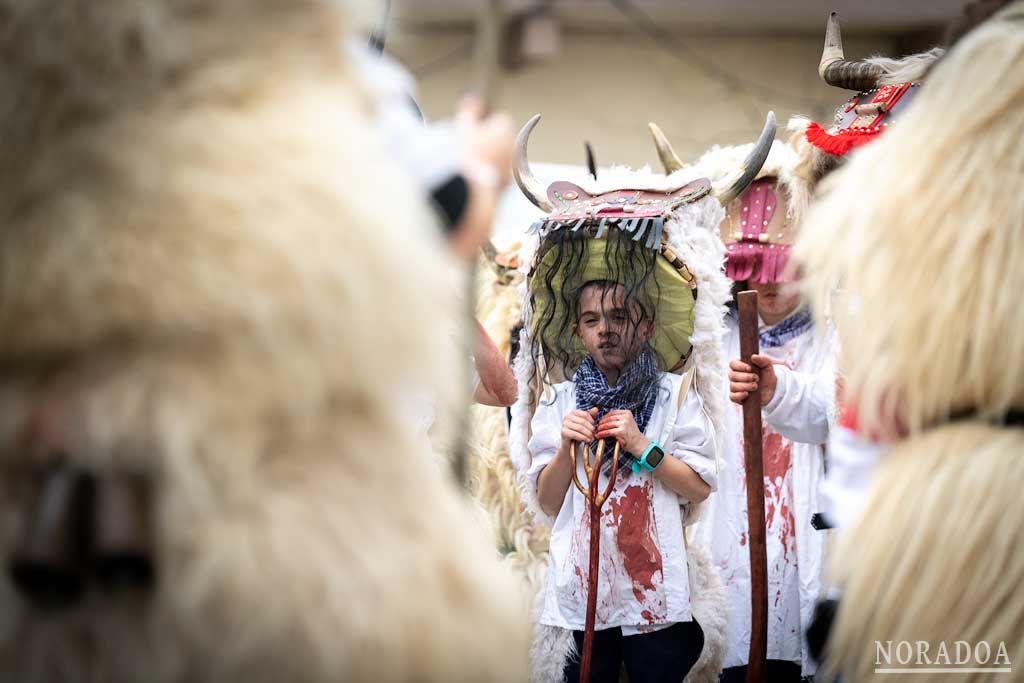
top-left (527, 372), bottom-right (717, 634)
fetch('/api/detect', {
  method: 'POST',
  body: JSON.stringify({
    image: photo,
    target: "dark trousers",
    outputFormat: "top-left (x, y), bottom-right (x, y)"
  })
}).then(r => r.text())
top-left (562, 620), bottom-right (704, 683)
top-left (719, 659), bottom-right (803, 683)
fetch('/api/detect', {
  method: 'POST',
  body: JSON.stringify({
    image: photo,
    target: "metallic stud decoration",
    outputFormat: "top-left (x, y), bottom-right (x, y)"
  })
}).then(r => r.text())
top-left (758, 233), bottom-right (769, 243)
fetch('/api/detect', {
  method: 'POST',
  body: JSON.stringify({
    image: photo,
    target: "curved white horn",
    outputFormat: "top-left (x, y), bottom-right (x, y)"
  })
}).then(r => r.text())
top-left (819, 11), bottom-right (883, 91)
top-left (648, 122), bottom-right (684, 174)
top-left (513, 115), bottom-right (554, 213)
top-left (716, 111), bottom-right (776, 206)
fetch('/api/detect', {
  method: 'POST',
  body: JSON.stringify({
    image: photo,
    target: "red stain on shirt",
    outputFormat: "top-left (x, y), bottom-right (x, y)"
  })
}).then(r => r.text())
top-left (763, 429), bottom-right (796, 563)
top-left (762, 430), bottom-right (791, 485)
top-left (608, 483), bottom-right (663, 604)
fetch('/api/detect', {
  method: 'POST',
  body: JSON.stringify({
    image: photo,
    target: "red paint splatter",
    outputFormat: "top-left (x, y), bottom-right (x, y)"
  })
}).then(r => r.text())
top-left (641, 610), bottom-right (655, 623)
top-left (570, 507), bottom-right (591, 596)
top-left (739, 532), bottom-right (747, 546)
top-left (762, 428), bottom-right (796, 563)
top-left (608, 483), bottom-right (662, 604)
top-left (762, 430), bottom-right (792, 486)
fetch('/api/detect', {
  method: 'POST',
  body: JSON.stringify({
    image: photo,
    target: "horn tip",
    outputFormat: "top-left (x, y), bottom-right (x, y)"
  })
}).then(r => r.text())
top-left (519, 114), bottom-right (542, 137)
top-left (820, 10), bottom-right (844, 77)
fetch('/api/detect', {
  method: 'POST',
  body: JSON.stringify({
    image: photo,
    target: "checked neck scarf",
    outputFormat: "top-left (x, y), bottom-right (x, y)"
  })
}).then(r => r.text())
top-left (573, 346), bottom-right (660, 474)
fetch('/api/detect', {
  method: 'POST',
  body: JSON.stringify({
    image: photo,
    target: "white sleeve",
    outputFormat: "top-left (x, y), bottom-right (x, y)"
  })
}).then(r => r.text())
top-left (345, 39), bottom-right (464, 191)
top-left (526, 392), bottom-right (565, 495)
top-left (820, 424), bottom-right (885, 528)
top-left (762, 365), bottom-right (832, 445)
top-left (667, 388), bottom-right (718, 492)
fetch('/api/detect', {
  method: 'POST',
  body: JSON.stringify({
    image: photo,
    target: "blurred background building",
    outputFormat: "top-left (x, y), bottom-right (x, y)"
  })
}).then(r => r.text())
top-left (380, 0), bottom-right (961, 244)
top-left (385, 1), bottom-right (957, 163)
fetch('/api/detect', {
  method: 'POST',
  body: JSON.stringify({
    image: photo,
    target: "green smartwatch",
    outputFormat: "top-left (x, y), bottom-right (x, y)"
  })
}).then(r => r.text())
top-left (631, 441), bottom-right (666, 475)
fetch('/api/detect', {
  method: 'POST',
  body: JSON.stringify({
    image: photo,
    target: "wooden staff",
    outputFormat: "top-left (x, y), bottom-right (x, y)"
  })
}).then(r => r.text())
top-left (738, 290), bottom-right (768, 683)
top-left (569, 438), bottom-right (621, 683)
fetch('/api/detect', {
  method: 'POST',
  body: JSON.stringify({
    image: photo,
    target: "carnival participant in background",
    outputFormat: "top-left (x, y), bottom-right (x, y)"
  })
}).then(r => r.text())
top-left (795, 3), bottom-right (1024, 680)
top-left (665, 139), bottom-right (834, 682)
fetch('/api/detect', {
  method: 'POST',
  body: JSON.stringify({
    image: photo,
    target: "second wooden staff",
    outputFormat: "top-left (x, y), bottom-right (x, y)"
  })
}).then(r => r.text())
top-left (737, 290), bottom-right (768, 683)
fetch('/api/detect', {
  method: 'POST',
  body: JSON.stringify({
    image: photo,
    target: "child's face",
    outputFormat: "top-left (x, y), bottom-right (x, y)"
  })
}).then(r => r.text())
top-left (749, 280), bottom-right (801, 324)
top-left (574, 283), bottom-right (654, 373)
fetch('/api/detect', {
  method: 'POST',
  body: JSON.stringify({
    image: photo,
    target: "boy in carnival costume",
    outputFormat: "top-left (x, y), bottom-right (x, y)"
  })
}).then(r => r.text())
top-left (508, 113), bottom-right (776, 682)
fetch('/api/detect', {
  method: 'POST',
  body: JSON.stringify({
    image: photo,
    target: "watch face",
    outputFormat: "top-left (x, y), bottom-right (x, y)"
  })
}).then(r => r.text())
top-left (646, 446), bottom-right (665, 469)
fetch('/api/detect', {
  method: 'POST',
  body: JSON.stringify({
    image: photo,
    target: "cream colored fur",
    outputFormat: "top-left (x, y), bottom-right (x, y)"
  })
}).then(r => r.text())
top-left (867, 47), bottom-right (946, 86)
top-left (795, 4), bottom-right (1024, 680)
top-left (824, 426), bottom-right (1024, 682)
top-left (0, 1), bottom-right (529, 681)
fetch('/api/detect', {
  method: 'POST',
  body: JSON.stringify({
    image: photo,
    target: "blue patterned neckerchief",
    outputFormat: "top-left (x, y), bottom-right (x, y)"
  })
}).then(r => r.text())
top-left (757, 307), bottom-right (814, 349)
top-left (573, 346), bottom-right (660, 474)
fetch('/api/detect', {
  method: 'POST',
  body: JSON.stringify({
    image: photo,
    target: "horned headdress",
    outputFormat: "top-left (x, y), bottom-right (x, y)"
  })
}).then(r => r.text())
top-left (507, 112), bottom-right (776, 682)
top-left (788, 12), bottom-right (945, 218)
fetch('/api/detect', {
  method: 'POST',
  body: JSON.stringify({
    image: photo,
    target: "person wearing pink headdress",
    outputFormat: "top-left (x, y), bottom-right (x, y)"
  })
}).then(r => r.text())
top-left (694, 176), bottom-right (835, 682)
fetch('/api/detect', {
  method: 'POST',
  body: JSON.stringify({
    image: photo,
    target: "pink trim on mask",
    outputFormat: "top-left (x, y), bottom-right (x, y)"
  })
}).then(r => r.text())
top-left (725, 179), bottom-right (792, 283)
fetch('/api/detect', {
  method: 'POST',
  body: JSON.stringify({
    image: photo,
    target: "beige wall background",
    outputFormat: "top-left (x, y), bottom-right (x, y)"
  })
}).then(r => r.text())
top-left (387, 25), bottom-right (916, 168)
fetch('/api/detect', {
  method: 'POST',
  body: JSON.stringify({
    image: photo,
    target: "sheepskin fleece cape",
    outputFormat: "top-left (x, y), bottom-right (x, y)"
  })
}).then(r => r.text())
top-left (794, 6), bottom-right (1024, 680)
top-left (507, 164), bottom-right (733, 682)
top-left (0, 1), bottom-right (530, 681)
